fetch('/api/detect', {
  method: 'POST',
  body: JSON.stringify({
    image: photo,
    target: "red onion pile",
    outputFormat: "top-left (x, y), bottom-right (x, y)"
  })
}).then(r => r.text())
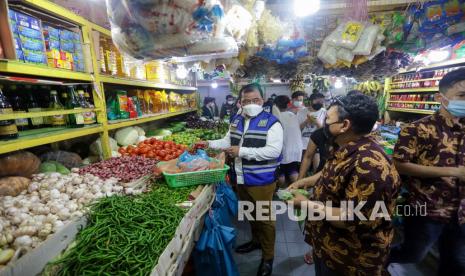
top-left (79, 156), bottom-right (158, 183)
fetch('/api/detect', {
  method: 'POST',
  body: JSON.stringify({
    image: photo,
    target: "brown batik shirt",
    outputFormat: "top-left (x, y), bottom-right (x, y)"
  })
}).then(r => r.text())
top-left (306, 135), bottom-right (400, 276)
top-left (393, 110), bottom-right (465, 223)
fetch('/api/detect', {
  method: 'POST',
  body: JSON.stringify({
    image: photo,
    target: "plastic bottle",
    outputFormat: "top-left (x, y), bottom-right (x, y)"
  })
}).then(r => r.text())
top-left (77, 88), bottom-right (95, 125)
top-left (65, 86), bottom-right (84, 128)
top-left (26, 85), bottom-right (44, 129)
top-left (49, 90), bottom-right (66, 127)
top-left (83, 87), bottom-right (96, 123)
top-left (8, 85), bottom-right (29, 131)
top-left (0, 86), bottom-right (19, 140)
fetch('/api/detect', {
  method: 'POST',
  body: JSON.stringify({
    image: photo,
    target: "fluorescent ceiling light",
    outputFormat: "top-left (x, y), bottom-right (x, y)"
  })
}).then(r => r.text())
top-left (294, 0), bottom-right (320, 17)
top-left (176, 65), bottom-right (188, 79)
top-left (334, 79), bottom-right (343, 89)
top-left (427, 49), bottom-right (450, 64)
top-left (211, 82), bottom-right (218, 89)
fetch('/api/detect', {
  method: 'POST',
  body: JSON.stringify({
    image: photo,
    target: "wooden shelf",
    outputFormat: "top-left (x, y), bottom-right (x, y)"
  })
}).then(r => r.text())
top-left (107, 109), bottom-right (196, 130)
top-left (0, 109), bottom-right (99, 121)
top-left (389, 87), bottom-right (439, 93)
top-left (0, 60), bottom-right (92, 81)
top-left (0, 124), bottom-right (103, 154)
top-left (391, 77), bottom-right (441, 84)
top-left (387, 101), bottom-right (440, 105)
top-left (387, 108), bottom-right (436, 115)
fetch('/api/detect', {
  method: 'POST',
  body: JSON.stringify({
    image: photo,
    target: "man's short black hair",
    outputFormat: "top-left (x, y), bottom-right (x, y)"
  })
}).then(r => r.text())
top-left (309, 93), bottom-right (325, 102)
top-left (226, 95), bottom-right (234, 100)
top-left (291, 91), bottom-right (306, 99)
top-left (240, 83), bottom-right (264, 99)
top-left (329, 90), bottom-right (378, 135)
top-left (439, 68), bottom-right (465, 94)
top-left (275, 95), bottom-right (290, 110)
top-left (203, 97), bottom-right (214, 105)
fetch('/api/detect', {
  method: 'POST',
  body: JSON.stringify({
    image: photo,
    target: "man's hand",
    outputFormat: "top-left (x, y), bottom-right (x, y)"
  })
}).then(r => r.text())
top-left (288, 192), bottom-right (308, 208)
top-left (288, 179), bottom-right (305, 190)
top-left (225, 146), bottom-right (240, 158)
top-left (306, 113), bottom-right (317, 124)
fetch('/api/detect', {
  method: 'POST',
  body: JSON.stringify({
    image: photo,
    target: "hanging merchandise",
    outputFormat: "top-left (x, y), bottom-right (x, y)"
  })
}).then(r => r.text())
top-left (106, 0), bottom-right (251, 60)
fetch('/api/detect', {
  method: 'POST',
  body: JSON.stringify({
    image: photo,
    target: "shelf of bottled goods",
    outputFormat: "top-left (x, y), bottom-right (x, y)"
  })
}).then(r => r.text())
top-left (0, 108), bottom-right (98, 121)
top-left (99, 76), bottom-right (197, 91)
top-left (0, 124), bottom-right (103, 154)
top-left (386, 108), bottom-right (436, 115)
top-left (387, 101), bottom-right (440, 105)
top-left (390, 77), bottom-right (442, 85)
top-left (389, 87), bottom-right (439, 93)
top-left (0, 0), bottom-right (198, 158)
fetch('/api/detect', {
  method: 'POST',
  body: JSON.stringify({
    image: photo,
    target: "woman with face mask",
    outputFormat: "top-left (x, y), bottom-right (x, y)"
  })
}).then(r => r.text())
top-left (195, 83), bottom-right (284, 276)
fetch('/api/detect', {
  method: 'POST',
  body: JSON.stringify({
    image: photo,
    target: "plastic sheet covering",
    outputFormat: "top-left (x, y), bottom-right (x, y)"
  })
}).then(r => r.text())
top-left (106, 0), bottom-right (249, 60)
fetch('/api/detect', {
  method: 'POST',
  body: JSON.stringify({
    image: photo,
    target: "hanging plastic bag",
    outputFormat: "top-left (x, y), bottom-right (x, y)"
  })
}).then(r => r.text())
top-left (193, 209), bottom-right (239, 276)
top-left (106, 0), bottom-right (243, 60)
top-left (337, 47), bottom-right (355, 63)
top-left (317, 39), bottom-right (337, 65)
top-left (353, 24), bottom-right (380, 56)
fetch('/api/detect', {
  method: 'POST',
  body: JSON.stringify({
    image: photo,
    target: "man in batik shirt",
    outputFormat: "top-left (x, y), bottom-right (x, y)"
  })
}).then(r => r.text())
top-left (290, 91), bottom-right (401, 276)
top-left (389, 68), bottom-right (465, 275)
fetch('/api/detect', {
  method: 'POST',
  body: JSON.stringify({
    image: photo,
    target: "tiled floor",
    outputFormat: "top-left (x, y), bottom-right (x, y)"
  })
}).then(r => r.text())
top-left (233, 212), bottom-right (436, 276)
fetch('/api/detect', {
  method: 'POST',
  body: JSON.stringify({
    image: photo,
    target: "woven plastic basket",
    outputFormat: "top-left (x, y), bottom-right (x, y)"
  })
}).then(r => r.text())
top-left (162, 163), bottom-right (230, 188)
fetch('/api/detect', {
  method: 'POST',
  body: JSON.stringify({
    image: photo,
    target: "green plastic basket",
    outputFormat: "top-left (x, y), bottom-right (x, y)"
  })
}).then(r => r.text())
top-left (162, 163), bottom-right (230, 188)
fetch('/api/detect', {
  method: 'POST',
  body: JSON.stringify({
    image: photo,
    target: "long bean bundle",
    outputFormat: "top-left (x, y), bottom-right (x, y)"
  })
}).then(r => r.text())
top-left (48, 184), bottom-right (194, 276)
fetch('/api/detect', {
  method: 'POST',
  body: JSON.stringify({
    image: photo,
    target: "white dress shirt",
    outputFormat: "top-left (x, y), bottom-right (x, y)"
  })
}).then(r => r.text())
top-left (208, 117), bottom-right (283, 185)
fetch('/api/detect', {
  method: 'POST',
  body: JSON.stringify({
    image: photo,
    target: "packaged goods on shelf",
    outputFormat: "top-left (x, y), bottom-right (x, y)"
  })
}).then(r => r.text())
top-left (8, 9), bottom-right (47, 65)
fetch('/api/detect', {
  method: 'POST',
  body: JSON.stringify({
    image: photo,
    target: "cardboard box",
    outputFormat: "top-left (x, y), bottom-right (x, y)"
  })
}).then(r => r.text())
top-left (15, 12), bottom-right (40, 31)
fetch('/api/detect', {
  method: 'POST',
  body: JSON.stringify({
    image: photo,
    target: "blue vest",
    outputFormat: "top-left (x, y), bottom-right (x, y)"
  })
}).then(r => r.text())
top-left (230, 111), bottom-right (281, 186)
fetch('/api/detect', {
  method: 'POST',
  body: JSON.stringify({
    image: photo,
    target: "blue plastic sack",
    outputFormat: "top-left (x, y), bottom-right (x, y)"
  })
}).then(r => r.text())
top-left (194, 210), bottom-right (239, 276)
top-left (212, 182), bottom-right (238, 227)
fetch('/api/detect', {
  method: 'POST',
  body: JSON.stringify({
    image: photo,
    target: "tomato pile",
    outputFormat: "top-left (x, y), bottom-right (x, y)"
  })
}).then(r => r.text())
top-left (118, 138), bottom-right (188, 161)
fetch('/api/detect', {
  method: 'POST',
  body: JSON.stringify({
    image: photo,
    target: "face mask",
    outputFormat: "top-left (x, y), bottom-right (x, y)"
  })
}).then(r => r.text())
top-left (444, 96), bottom-right (465, 118)
top-left (293, 101), bottom-right (303, 108)
top-left (242, 104), bottom-right (263, 117)
top-left (227, 100), bottom-right (234, 105)
top-left (312, 103), bottom-right (323, 111)
top-left (323, 121), bottom-right (341, 140)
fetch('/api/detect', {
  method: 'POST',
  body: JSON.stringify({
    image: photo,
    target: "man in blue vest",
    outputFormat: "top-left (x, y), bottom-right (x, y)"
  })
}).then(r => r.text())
top-left (197, 83), bottom-right (284, 276)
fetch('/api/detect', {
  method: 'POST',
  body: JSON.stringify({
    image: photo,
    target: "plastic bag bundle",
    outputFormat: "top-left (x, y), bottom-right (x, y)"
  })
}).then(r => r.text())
top-left (106, 0), bottom-right (248, 60)
top-left (353, 24), bottom-right (380, 56)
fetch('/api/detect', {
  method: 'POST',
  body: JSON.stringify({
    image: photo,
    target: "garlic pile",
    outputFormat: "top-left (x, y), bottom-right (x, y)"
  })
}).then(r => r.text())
top-left (0, 171), bottom-right (146, 266)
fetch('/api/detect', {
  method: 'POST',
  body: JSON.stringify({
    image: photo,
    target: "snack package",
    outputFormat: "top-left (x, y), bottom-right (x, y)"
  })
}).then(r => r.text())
top-left (116, 90), bottom-right (129, 119)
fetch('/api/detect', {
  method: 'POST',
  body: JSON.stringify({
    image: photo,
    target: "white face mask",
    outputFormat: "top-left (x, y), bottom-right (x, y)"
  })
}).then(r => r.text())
top-left (293, 101), bottom-right (303, 108)
top-left (227, 100), bottom-right (234, 105)
top-left (242, 104), bottom-right (263, 117)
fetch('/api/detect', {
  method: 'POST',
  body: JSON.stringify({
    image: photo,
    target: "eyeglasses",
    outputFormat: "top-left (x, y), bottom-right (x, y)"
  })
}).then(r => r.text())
top-left (241, 98), bottom-right (262, 105)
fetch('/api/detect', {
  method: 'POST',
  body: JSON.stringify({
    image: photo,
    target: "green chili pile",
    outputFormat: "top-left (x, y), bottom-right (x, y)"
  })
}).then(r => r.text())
top-left (48, 184), bottom-right (194, 276)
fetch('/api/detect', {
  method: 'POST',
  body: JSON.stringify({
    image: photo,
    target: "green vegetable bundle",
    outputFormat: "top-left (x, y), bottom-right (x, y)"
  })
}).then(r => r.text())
top-left (48, 184), bottom-right (193, 276)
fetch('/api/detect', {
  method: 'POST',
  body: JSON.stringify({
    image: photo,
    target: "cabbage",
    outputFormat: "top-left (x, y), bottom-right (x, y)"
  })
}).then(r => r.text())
top-left (90, 137), bottom-right (118, 157)
top-left (134, 126), bottom-right (146, 136)
top-left (115, 127), bottom-right (139, 146)
top-left (137, 136), bottom-right (147, 143)
top-left (147, 128), bottom-right (172, 137)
